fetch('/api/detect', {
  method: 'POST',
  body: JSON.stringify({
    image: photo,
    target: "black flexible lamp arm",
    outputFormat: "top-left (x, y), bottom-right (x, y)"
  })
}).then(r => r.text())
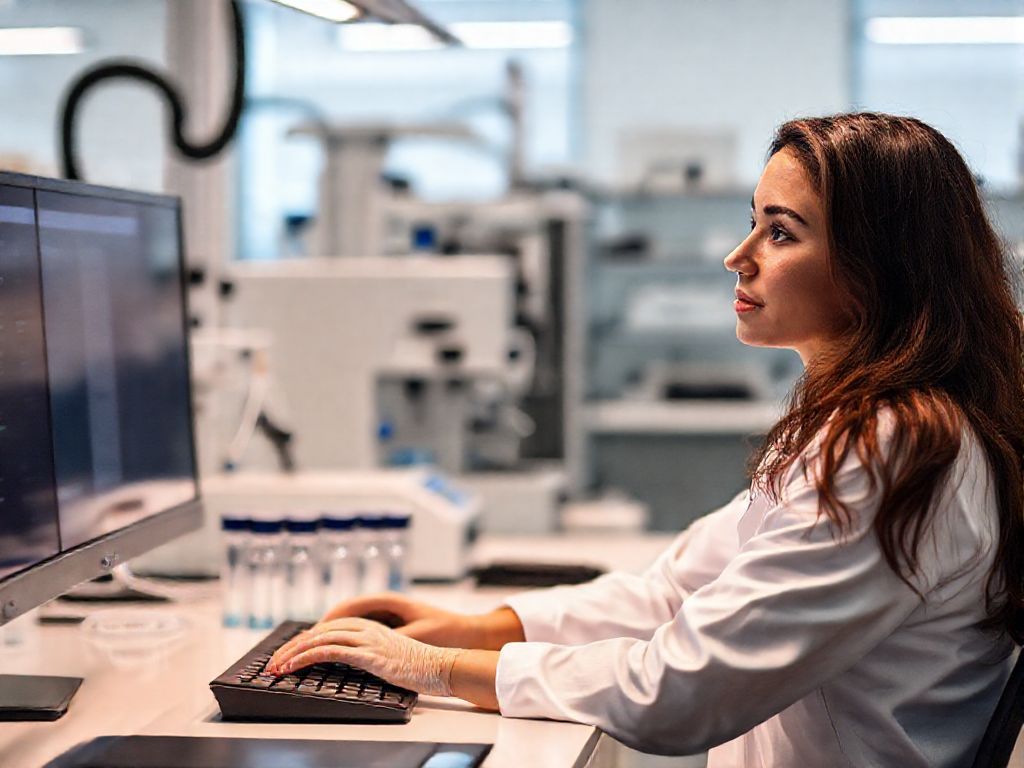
top-left (59, 0), bottom-right (246, 181)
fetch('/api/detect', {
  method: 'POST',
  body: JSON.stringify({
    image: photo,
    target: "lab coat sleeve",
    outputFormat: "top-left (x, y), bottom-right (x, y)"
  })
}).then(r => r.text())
top-left (496, 452), bottom-right (928, 756)
top-left (504, 490), bottom-right (748, 646)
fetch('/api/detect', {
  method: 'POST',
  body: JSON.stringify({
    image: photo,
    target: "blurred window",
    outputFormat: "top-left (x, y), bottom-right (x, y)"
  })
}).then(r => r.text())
top-left (853, 0), bottom-right (1024, 190)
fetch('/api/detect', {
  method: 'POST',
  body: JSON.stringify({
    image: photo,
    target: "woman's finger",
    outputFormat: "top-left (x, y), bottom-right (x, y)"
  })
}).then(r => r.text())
top-left (311, 616), bottom-right (377, 634)
top-left (269, 629), bottom-right (366, 673)
top-left (281, 645), bottom-right (375, 675)
top-left (321, 592), bottom-right (412, 622)
top-left (269, 618), bottom-right (376, 672)
top-left (269, 629), bottom-right (318, 670)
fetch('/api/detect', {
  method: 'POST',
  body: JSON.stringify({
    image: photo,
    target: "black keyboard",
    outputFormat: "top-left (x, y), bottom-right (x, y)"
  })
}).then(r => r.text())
top-left (210, 620), bottom-right (417, 723)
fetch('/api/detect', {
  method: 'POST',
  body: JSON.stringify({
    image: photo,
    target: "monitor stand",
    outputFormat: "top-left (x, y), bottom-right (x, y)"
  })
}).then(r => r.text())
top-left (58, 564), bottom-right (170, 603)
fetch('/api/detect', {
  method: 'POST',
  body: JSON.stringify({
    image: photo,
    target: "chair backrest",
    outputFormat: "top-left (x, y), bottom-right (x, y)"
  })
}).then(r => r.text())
top-left (972, 650), bottom-right (1024, 768)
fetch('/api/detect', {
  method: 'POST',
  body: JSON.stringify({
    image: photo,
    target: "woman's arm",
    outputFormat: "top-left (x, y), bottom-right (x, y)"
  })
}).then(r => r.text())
top-left (449, 649), bottom-right (501, 710)
top-left (477, 606), bottom-right (526, 649)
top-left (505, 490), bottom-right (749, 646)
top-left (312, 492), bottom-right (747, 655)
top-left (317, 594), bottom-right (525, 651)
top-left (494, 452), bottom-right (937, 755)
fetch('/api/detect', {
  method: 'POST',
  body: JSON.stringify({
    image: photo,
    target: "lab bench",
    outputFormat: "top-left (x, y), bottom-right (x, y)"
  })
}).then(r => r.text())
top-left (0, 532), bottom-right (674, 768)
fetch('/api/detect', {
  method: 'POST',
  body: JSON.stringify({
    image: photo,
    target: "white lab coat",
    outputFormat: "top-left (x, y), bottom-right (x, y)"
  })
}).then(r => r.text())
top-left (496, 421), bottom-right (1015, 767)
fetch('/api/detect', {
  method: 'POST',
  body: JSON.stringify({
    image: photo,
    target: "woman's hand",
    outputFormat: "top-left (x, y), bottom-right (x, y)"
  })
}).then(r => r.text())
top-left (320, 592), bottom-right (524, 650)
top-left (265, 617), bottom-right (465, 696)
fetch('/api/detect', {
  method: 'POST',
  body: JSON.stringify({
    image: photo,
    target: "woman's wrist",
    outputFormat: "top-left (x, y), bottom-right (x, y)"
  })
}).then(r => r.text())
top-left (474, 606), bottom-right (526, 650)
top-left (448, 648), bottom-right (500, 710)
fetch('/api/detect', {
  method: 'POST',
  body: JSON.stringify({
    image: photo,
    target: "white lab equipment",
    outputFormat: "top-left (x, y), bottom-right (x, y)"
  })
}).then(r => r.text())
top-left (138, 468), bottom-right (479, 583)
top-left (222, 256), bottom-right (516, 473)
top-left (618, 128), bottom-right (739, 193)
top-left (289, 121), bottom-right (479, 258)
top-left (216, 226), bottom-right (582, 530)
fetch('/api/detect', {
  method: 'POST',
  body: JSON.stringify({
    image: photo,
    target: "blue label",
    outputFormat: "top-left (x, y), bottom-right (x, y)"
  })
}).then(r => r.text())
top-left (422, 472), bottom-right (467, 507)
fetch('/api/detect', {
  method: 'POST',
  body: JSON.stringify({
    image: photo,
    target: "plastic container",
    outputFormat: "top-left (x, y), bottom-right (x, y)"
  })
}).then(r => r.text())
top-left (284, 517), bottom-right (321, 622)
top-left (247, 518), bottom-right (285, 630)
top-left (382, 513), bottom-right (411, 592)
top-left (357, 514), bottom-right (390, 595)
top-left (319, 513), bottom-right (359, 614)
top-left (220, 515), bottom-right (250, 628)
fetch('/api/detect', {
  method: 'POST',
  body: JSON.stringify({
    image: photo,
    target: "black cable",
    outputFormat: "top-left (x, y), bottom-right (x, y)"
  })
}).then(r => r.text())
top-left (59, 0), bottom-right (246, 181)
top-left (256, 411), bottom-right (296, 473)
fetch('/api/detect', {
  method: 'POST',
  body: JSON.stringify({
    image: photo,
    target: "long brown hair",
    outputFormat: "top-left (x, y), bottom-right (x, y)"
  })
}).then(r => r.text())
top-left (750, 113), bottom-right (1024, 642)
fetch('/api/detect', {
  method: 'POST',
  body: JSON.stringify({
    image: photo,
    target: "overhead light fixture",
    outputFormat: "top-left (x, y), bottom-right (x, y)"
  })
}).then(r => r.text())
top-left (338, 20), bottom-right (572, 52)
top-left (339, 24), bottom-right (437, 51)
top-left (269, 0), bottom-right (461, 45)
top-left (0, 27), bottom-right (84, 56)
top-left (866, 16), bottom-right (1024, 45)
top-left (268, 0), bottom-right (361, 23)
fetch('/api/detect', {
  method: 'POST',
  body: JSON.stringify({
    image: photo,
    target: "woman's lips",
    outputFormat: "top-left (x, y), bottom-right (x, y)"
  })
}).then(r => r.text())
top-left (734, 290), bottom-right (763, 313)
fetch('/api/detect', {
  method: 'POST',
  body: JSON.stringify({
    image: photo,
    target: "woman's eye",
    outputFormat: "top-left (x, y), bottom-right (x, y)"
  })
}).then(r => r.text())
top-left (769, 224), bottom-right (791, 243)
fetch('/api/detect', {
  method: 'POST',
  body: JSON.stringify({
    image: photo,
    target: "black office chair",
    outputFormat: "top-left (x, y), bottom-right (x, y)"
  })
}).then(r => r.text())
top-left (972, 650), bottom-right (1024, 768)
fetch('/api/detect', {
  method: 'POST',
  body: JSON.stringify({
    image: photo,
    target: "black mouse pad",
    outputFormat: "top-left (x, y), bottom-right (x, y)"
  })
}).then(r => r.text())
top-left (0, 674), bottom-right (83, 721)
top-left (45, 735), bottom-right (491, 768)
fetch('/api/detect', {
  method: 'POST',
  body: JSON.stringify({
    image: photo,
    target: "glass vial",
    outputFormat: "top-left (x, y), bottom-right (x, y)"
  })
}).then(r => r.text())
top-left (319, 513), bottom-right (359, 614)
top-left (383, 513), bottom-right (411, 592)
top-left (284, 516), bottom-right (320, 623)
top-left (220, 515), bottom-right (250, 628)
top-left (247, 518), bottom-right (284, 630)
top-left (358, 514), bottom-right (390, 595)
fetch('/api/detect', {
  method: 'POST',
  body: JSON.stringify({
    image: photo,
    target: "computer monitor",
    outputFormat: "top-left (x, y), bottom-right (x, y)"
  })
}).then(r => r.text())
top-left (0, 172), bottom-right (203, 630)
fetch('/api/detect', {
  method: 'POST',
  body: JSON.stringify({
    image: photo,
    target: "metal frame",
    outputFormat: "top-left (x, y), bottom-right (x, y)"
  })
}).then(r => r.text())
top-left (0, 501), bottom-right (204, 624)
top-left (0, 171), bottom-right (181, 207)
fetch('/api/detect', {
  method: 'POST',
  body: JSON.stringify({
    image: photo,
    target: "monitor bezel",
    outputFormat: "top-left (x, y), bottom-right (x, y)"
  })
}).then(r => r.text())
top-left (0, 171), bottom-right (204, 625)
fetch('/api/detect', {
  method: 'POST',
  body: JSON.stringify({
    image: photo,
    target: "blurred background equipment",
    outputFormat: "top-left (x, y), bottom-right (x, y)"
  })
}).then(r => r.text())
top-left (3, 0), bottom-right (1022, 562)
top-left (141, 468), bottom-right (479, 583)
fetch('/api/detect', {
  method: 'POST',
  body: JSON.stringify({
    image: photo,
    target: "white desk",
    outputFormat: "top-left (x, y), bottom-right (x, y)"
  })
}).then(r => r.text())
top-left (585, 399), bottom-right (782, 435)
top-left (0, 532), bottom-right (674, 768)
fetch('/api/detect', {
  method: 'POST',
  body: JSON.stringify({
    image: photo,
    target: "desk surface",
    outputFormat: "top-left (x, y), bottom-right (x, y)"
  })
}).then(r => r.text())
top-left (0, 532), bottom-right (674, 768)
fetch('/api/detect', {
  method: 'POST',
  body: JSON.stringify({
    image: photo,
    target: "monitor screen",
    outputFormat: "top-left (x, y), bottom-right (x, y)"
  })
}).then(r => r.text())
top-left (0, 184), bottom-right (60, 579)
top-left (0, 174), bottom-right (200, 602)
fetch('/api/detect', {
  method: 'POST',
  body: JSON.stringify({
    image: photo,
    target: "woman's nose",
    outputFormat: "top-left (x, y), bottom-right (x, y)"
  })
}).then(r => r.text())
top-left (724, 238), bottom-right (755, 277)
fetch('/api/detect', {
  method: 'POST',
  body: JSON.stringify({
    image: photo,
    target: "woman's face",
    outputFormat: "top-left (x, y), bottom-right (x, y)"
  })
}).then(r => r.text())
top-left (723, 147), bottom-right (848, 365)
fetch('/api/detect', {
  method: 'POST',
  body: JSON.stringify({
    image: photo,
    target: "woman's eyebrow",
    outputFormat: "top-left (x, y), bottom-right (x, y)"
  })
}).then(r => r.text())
top-left (751, 197), bottom-right (809, 228)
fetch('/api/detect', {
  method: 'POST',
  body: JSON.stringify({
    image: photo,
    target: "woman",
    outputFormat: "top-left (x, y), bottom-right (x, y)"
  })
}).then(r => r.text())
top-left (268, 113), bottom-right (1024, 766)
